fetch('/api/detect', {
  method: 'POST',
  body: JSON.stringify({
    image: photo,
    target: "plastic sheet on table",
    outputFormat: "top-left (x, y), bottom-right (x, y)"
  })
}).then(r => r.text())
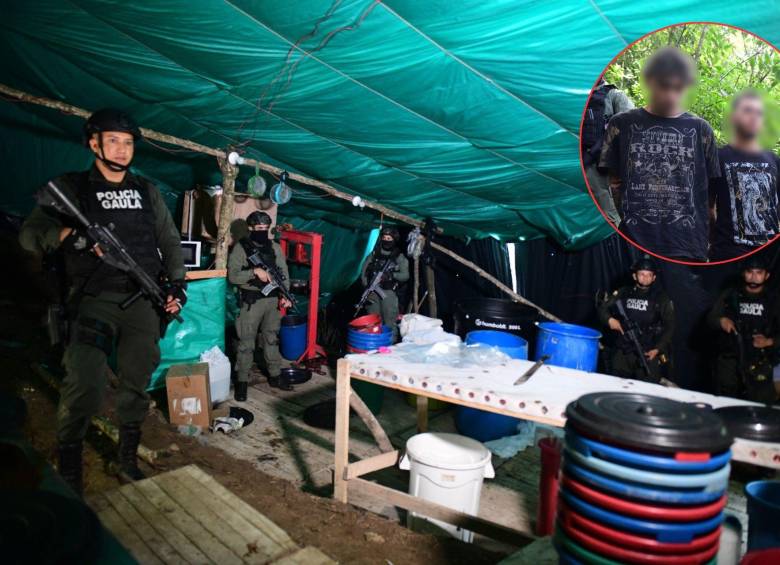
top-left (393, 341), bottom-right (512, 367)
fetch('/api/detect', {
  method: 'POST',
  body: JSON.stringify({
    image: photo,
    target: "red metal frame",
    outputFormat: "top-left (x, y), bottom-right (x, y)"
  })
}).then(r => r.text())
top-left (279, 229), bottom-right (326, 362)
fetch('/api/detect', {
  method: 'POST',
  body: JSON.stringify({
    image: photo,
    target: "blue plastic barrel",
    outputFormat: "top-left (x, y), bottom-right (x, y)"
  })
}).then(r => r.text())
top-left (745, 480), bottom-right (780, 551)
top-left (535, 322), bottom-right (601, 371)
top-left (280, 315), bottom-right (307, 361)
top-left (455, 330), bottom-right (528, 442)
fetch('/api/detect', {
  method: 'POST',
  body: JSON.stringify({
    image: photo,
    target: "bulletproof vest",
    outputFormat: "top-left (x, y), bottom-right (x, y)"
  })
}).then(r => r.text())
top-left (367, 249), bottom-right (399, 291)
top-left (241, 237), bottom-right (276, 267)
top-left (581, 84), bottom-right (616, 166)
top-left (64, 171), bottom-right (161, 292)
top-left (616, 285), bottom-right (662, 348)
top-left (726, 288), bottom-right (773, 336)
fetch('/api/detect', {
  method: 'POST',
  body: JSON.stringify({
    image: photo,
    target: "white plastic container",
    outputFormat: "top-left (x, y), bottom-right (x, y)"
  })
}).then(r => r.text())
top-left (199, 346), bottom-right (231, 404)
top-left (399, 432), bottom-right (494, 542)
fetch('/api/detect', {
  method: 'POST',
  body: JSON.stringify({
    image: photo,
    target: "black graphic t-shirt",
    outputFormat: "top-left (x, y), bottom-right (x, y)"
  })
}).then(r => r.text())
top-left (709, 145), bottom-right (780, 261)
top-left (599, 109), bottom-right (720, 261)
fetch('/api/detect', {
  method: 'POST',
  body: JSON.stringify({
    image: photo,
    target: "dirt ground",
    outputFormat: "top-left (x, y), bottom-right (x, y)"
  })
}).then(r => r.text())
top-left (1, 294), bottom-right (505, 565)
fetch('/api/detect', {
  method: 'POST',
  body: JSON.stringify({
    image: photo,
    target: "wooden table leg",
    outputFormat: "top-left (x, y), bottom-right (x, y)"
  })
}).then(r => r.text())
top-left (416, 395), bottom-right (429, 433)
top-left (334, 358), bottom-right (351, 503)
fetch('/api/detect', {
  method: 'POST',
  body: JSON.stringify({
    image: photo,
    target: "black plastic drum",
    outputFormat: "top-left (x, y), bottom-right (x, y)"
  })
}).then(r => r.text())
top-left (453, 298), bottom-right (539, 344)
top-left (566, 393), bottom-right (733, 454)
top-left (715, 406), bottom-right (780, 443)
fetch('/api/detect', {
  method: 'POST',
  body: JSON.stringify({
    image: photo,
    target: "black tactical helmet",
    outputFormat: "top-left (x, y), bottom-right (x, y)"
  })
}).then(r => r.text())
top-left (631, 255), bottom-right (658, 274)
top-left (742, 254), bottom-right (769, 271)
top-left (83, 108), bottom-right (141, 147)
top-left (246, 211), bottom-right (272, 227)
top-left (380, 226), bottom-right (400, 241)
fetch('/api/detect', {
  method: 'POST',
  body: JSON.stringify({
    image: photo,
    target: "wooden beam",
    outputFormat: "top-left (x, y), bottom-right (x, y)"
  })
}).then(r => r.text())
top-left (344, 450), bottom-right (399, 480)
top-left (348, 388), bottom-right (394, 453)
top-left (430, 240), bottom-right (561, 322)
top-left (333, 359), bottom-right (351, 503)
top-left (416, 395), bottom-right (429, 433)
top-left (215, 157), bottom-right (238, 269)
top-left (349, 478), bottom-right (532, 546)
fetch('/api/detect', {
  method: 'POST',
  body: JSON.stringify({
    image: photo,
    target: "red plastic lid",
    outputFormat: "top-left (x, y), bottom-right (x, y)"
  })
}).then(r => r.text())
top-left (559, 514), bottom-right (719, 564)
top-left (350, 314), bottom-right (382, 333)
top-left (558, 501), bottom-right (722, 554)
top-left (741, 549), bottom-right (780, 565)
top-left (561, 475), bottom-right (727, 522)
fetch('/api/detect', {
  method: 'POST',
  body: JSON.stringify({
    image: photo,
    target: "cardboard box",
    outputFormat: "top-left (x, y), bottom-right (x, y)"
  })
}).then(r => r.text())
top-left (166, 362), bottom-right (212, 430)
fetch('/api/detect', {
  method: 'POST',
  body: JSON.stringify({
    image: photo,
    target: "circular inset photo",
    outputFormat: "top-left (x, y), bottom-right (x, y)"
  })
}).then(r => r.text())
top-left (580, 22), bottom-right (780, 265)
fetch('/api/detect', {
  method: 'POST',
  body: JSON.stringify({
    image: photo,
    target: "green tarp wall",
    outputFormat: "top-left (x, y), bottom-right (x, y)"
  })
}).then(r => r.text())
top-left (4, 1), bottom-right (780, 253)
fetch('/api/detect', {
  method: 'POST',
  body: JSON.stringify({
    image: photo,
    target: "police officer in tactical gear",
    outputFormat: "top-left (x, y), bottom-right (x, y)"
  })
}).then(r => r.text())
top-left (708, 255), bottom-right (779, 403)
top-left (228, 211), bottom-right (291, 400)
top-left (598, 257), bottom-right (675, 383)
top-left (19, 108), bottom-right (186, 494)
top-left (360, 227), bottom-right (410, 340)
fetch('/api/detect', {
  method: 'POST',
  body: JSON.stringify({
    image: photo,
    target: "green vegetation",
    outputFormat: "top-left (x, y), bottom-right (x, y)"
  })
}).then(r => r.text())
top-left (604, 24), bottom-right (780, 152)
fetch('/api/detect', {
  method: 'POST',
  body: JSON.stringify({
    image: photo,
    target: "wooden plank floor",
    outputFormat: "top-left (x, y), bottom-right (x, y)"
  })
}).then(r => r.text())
top-left (89, 465), bottom-right (335, 565)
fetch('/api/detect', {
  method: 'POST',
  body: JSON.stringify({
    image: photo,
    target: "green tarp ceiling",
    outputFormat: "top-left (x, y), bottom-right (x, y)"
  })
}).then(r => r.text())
top-left (2, 1), bottom-right (780, 248)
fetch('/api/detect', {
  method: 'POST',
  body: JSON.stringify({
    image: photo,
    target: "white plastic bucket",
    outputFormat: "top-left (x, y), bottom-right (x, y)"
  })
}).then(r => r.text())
top-left (399, 432), bottom-right (494, 543)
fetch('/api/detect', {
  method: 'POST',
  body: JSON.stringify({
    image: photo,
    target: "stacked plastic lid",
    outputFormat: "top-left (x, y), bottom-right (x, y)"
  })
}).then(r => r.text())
top-left (555, 393), bottom-right (733, 565)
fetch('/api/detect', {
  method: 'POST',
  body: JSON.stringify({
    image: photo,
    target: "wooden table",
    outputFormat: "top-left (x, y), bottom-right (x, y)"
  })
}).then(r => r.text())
top-left (332, 353), bottom-right (780, 544)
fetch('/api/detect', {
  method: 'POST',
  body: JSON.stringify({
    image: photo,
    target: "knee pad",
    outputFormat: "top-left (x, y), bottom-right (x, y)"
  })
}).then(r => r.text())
top-left (71, 317), bottom-right (114, 356)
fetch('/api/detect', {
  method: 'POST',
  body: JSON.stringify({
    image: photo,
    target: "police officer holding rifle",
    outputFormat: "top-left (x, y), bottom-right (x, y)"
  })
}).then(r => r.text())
top-left (598, 256), bottom-right (675, 383)
top-left (19, 109), bottom-right (186, 494)
top-left (228, 211), bottom-right (291, 400)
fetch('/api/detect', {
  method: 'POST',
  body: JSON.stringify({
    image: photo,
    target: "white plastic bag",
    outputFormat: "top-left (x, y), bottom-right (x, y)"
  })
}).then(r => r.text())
top-left (199, 346), bottom-right (231, 404)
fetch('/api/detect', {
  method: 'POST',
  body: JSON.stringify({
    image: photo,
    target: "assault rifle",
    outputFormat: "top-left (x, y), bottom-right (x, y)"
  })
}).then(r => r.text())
top-left (37, 181), bottom-right (183, 324)
top-left (614, 298), bottom-right (653, 379)
top-left (244, 241), bottom-right (297, 310)
top-left (355, 258), bottom-right (393, 317)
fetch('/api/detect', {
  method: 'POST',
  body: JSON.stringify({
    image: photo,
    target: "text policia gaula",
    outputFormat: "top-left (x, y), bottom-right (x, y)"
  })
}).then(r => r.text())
top-left (95, 189), bottom-right (143, 209)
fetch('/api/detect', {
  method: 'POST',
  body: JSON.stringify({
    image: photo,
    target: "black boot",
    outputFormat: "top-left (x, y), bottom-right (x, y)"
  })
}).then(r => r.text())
top-left (234, 381), bottom-right (248, 401)
top-left (57, 441), bottom-right (83, 496)
top-left (118, 424), bottom-right (145, 482)
top-left (268, 374), bottom-right (293, 391)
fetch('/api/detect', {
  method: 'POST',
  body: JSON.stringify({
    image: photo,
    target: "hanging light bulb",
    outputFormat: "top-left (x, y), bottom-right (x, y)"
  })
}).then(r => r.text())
top-left (227, 151), bottom-right (246, 166)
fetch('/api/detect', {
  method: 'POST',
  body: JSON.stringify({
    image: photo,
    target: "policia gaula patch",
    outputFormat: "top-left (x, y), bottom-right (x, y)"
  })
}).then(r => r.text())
top-left (95, 189), bottom-right (143, 209)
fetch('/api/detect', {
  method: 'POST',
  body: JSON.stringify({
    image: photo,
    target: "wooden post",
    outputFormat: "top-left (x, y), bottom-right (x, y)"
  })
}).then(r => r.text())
top-left (416, 395), bottom-right (429, 433)
top-left (333, 359), bottom-right (351, 503)
top-left (424, 264), bottom-right (437, 318)
top-left (215, 157), bottom-right (238, 269)
top-left (413, 256), bottom-right (420, 313)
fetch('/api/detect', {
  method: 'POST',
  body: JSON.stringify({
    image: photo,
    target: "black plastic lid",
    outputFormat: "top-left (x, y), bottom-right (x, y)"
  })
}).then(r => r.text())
top-left (714, 406), bottom-right (780, 443)
top-left (565, 393), bottom-right (733, 454)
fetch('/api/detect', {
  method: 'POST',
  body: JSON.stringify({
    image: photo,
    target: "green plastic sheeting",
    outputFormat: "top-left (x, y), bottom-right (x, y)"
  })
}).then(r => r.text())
top-left (2, 1), bottom-right (780, 248)
top-left (149, 277), bottom-right (226, 390)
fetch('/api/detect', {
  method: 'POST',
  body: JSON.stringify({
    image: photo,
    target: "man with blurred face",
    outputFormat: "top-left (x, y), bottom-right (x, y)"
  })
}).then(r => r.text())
top-left (598, 256), bottom-right (675, 383)
top-left (709, 91), bottom-right (780, 261)
top-left (708, 255), bottom-right (779, 402)
top-left (599, 47), bottom-right (720, 262)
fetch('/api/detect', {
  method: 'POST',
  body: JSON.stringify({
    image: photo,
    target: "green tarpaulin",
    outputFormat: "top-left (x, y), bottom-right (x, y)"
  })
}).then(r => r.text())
top-left (2, 1), bottom-right (780, 248)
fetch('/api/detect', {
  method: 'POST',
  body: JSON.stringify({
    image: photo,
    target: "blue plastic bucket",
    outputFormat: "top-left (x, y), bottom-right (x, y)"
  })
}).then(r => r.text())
top-left (280, 315), bottom-right (307, 361)
top-left (535, 322), bottom-right (601, 371)
top-left (347, 325), bottom-right (393, 351)
top-left (465, 330), bottom-right (529, 360)
top-left (456, 330), bottom-right (527, 442)
top-left (745, 481), bottom-right (780, 551)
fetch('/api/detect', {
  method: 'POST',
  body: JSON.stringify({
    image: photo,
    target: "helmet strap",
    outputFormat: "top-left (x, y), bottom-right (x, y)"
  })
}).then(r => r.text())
top-left (95, 133), bottom-right (130, 173)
